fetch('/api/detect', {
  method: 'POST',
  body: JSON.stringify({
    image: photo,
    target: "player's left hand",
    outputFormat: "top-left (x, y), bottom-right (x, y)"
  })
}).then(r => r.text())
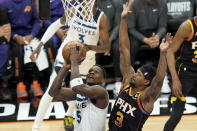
top-left (70, 45), bottom-right (85, 64)
top-left (121, 0), bottom-right (134, 19)
top-left (160, 33), bottom-right (173, 53)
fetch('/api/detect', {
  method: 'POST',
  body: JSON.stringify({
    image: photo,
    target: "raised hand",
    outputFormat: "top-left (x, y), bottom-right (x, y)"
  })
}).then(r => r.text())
top-left (172, 78), bottom-right (184, 100)
top-left (160, 33), bottom-right (173, 53)
top-left (30, 42), bottom-right (43, 62)
top-left (70, 44), bottom-right (85, 64)
top-left (121, 0), bottom-right (134, 19)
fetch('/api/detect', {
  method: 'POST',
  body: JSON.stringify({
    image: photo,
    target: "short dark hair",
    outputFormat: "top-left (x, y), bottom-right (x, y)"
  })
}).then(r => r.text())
top-left (94, 64), bottom-right (106, 79)
top-left (139, 64), bottom-right (156, 83)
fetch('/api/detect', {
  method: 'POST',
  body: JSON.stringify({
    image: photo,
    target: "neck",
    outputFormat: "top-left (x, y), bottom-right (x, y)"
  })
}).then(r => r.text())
top-left (132, 86), bottom-right (145, 95)
top-left (146, 0), bottom-right (152, 3)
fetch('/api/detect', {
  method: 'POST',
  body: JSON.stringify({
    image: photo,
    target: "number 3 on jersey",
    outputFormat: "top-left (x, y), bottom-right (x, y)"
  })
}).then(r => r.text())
top-left (78, 34), bottom-right (85, 43)
top-left (115, 111), bottom-right (124, 127)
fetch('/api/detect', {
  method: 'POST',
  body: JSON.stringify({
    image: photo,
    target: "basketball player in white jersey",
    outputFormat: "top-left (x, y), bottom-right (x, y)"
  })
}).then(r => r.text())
top-left (30, 0), bottom-right (110, 130)
top-left (49, 45), bottom-right (109, 131)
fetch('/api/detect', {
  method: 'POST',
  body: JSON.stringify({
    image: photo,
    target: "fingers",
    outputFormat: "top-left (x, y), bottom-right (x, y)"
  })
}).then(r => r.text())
top-left (128, 0), bottom-right (134, 10)
top-left (30, 53), bottom-right (36, 62)
top-left (152, 32), bottom-right (156, 37)
top-left (177, 90), bottom-right (184, 100)
top-left (162, 38), bottom-right (166, 43)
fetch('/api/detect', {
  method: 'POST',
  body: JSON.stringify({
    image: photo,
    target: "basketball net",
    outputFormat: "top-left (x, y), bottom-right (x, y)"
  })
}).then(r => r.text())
top-left (61, 0), bottom-right (96, 25)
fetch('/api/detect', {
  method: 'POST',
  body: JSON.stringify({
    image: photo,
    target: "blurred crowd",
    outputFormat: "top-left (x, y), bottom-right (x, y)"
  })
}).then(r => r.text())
top-left (0, 0), bottom-right (196, 106)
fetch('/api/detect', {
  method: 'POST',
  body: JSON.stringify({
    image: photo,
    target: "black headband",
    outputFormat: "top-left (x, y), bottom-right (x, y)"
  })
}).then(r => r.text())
top-left (139, 66), bottom-right (154, 82)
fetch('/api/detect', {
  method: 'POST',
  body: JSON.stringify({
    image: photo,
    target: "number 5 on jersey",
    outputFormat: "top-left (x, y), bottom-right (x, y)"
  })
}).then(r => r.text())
top-left (76, 110), bottom-right (82, 123)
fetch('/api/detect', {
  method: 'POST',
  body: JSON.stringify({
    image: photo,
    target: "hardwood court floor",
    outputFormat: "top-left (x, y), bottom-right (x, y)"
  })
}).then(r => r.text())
top-left (0, 115), bottom-right (197, 131)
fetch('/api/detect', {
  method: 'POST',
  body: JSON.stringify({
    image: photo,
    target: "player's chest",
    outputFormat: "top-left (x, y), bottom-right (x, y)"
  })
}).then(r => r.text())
top-left (70, 20), bottom-right (98, 36)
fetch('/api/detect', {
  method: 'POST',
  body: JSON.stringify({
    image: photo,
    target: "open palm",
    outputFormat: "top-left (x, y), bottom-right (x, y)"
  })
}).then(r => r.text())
top-left (121, 0), bottom-right (134, 19)
top-left (160, 33), bottom-right (173, 52)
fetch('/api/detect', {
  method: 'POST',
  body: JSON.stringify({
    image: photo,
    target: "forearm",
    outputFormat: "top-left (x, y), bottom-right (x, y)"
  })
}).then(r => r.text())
top-left (155, 52), bottom-right (167, 81)
top-left (49, 66), bottom-right (70, 97)
top-left (40, 18), bottom-right (64, 44)
top-left (86, 43), bottom-right (110, 53)
top-left (119, 17), bottom-right (134, 76)
top-left (110, 25), bottom-right (119, 41)
top-left (167, 50), bottom-right (179, 80)
top-left (147, 52), bottom-right (167, 101)
top-left (3, 24), bottom-right (11, 42)
top-left (31, 20), bottom-right (41, 37)
top-left (156, 27), bottom-right (167, 39)
top-left (70, 62), bottom-right (80, 79)
top-left (70, 62), bottom-right (90, 96)
top-left (129, 28), bottom-right (145, 43)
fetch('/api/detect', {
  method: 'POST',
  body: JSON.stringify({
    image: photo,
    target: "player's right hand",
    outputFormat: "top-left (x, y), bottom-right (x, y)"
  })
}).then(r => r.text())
top-left (30, 44), bottom-right (42, 62)
top-left (121, 0), bottom-right (133, 19)
top-left (172, 78), bottom-right (184, 100)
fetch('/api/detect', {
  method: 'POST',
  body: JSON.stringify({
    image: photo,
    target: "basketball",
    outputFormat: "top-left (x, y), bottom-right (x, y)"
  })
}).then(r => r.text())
top-left (62, 41), bottom-right (87, 64)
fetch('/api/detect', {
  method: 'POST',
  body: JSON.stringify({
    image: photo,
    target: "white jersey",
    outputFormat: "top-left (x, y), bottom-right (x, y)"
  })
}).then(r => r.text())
top-left (55, 9), bottom-right (104, 75)
top-left (74, 94), bottom-right (108, 131)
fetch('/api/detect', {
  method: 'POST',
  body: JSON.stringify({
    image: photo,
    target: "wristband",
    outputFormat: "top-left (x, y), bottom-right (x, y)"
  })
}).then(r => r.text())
top-left (70, 77), bottom-right (84, 88)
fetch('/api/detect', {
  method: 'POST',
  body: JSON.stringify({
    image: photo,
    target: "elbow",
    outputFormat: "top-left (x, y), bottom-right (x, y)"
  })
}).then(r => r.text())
top-left (49, 88), bottom-right (58, 98)
top-left (49, 89), bottom-right (55, 98)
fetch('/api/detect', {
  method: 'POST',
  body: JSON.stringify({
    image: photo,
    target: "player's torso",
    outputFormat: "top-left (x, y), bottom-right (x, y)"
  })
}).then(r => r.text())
top-left (179, 16), bottom-right (197, 71)
top-left (109, 85), bottom-right (149, 131)
top-left (63, 8), bottom-right (103, 46)
top-left (55, 9), bottom-right (104, 70)
top-left (74, 94), bottom-right (107, 131)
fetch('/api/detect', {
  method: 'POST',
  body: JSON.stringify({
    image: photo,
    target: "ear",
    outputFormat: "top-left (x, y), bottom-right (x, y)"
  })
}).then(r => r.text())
top-left (144, 79), bottom-right (150, 86)
top-left (101, 77), bottom-right (105, 83)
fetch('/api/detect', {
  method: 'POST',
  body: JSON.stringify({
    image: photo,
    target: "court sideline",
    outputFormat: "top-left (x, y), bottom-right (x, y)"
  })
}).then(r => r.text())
top-left (0, 115), bottom-right (197, 131)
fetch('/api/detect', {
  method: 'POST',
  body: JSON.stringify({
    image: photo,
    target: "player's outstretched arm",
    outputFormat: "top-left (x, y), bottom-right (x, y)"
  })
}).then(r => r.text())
top-left (30, 15), bottom-right (66, 62)
top-left (119, 0), bottom-right (135, 84)
top-left (140, 33), bottom-right (172, 113)
top-left (167, 21), bottom-right (191, 100)
top-left (49, 62), bottom-right (76, 101)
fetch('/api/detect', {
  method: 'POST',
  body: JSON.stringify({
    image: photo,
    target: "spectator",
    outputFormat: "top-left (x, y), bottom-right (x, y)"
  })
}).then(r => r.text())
top-left (167, 0), bottom-right (197, 36)
top-left (128, 0), bottom-right (167, 66)
top-left (97, 0), bottom-right (127, 98)
top-left (0, 5), bottom-right (11, 100)
top-left (0, 0), bottom-right (43, 104)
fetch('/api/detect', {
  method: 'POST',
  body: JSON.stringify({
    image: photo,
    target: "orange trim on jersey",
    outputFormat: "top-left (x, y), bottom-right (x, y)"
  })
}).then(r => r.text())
top-left (194, 16), bottom-right (197, 26)
top-left (187, 19), bottom-right (194, 41)
top-left (129, 88), bottom-right (144, 97)
top-left (137, 94), bottom-right (149, 115)
top-left (119, 84), bottom-right (130, 95)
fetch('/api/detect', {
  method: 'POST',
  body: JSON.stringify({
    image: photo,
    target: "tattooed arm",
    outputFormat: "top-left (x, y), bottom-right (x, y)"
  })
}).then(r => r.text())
top-left (140, 33), bottom-right (172, 113)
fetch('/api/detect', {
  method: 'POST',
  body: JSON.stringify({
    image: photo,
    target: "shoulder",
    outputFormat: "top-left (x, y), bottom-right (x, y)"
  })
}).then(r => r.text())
top-left (99, 13), bottom-right (108, 27)
top-left (179, 19), bottom-right (192, 37)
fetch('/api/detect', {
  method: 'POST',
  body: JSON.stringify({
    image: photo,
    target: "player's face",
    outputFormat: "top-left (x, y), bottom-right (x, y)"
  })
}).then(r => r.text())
top-left (130, 69), bottom-right (147, 87)
top-left (86, 66), bottom-right (104, 85)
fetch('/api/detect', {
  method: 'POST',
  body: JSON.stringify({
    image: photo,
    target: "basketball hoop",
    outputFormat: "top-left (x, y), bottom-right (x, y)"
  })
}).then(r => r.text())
top-left (61, 0), bottom-right (96, 25)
